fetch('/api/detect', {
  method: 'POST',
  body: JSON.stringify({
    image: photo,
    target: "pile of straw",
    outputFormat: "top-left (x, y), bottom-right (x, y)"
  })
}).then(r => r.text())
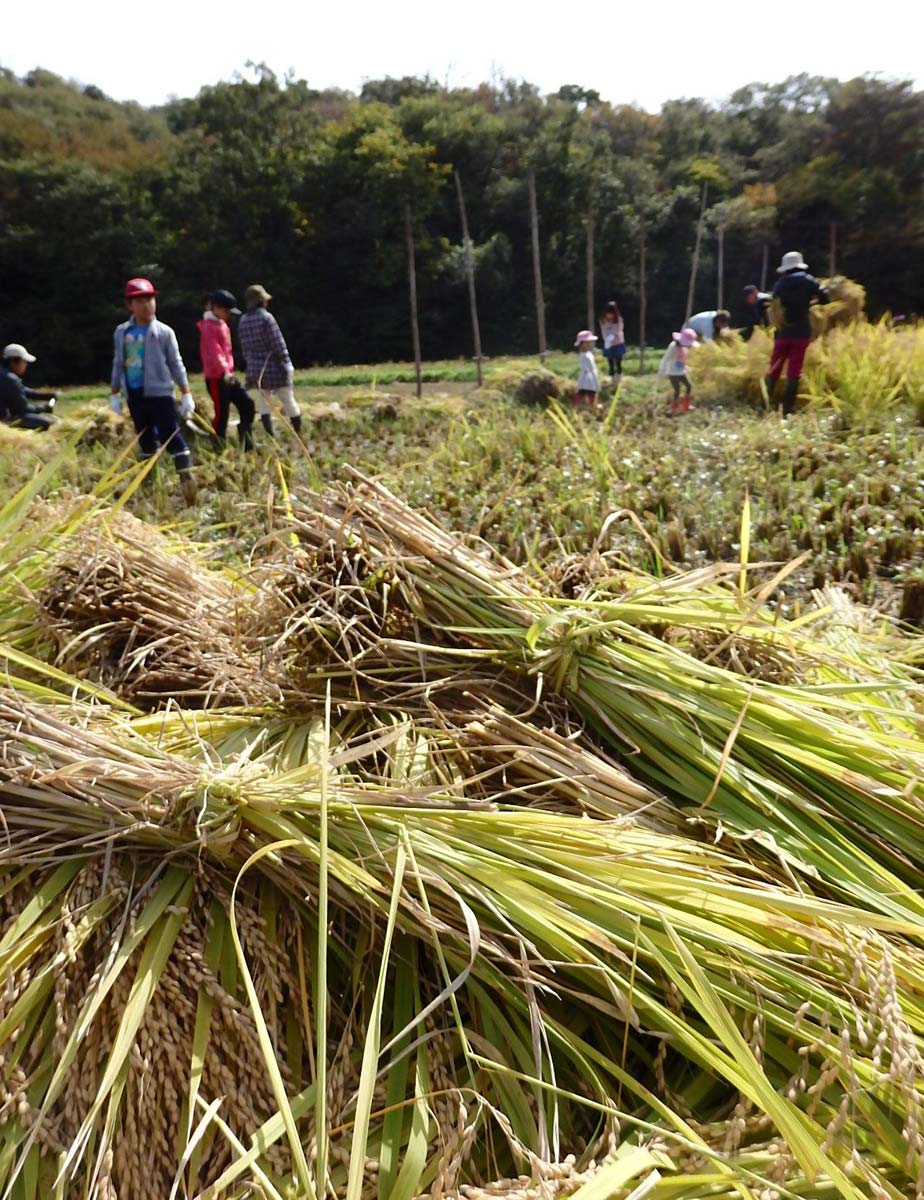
top-left (36, 506), bottom-right (284, 708)
top-left (2, 473), bottom-right (924, 1199)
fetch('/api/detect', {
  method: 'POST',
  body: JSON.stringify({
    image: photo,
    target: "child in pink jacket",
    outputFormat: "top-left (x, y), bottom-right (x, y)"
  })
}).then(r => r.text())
top-left (198, 290), bottom-right (255, 449)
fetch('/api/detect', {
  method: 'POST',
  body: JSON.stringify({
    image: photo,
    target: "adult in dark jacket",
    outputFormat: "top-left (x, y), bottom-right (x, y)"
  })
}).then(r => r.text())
top-left (0, 344), bottom-right (56, 431)
top-left (742, 285), bottom-right (771, 340)
top-left (765, 252), bottom-right (829, 416)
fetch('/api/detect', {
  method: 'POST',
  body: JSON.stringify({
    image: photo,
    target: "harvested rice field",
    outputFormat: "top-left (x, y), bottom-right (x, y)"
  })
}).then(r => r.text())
top-left (2, 326), bottom-right (924, 1200)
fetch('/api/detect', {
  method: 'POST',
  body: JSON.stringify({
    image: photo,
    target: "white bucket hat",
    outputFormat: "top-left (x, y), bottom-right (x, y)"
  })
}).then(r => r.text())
top-left (2, 343), bottom-right (36, 362)
top-left (777, 251), bottom-right (808, 274)
top-left (574, 330), bottom-right (598, 346)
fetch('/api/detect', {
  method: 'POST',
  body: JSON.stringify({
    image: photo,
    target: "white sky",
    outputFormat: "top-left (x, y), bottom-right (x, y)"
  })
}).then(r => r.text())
top-left (6, 0), bottom-right (924, 111)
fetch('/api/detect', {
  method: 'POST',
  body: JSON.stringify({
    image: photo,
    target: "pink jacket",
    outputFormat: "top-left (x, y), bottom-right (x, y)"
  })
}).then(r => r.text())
top-left (197, 312), bottom-right (234, 378)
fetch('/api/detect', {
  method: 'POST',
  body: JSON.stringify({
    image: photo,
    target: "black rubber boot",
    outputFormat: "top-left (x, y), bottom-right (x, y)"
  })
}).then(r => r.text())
top-left (290, 414), bottom-right (303, 435)
top-left (782, 378), bottom-right (799, 417)
top-left (260, 414), bottom-right (275, 439)
top-left (238, 424), bottom-right (255, 451)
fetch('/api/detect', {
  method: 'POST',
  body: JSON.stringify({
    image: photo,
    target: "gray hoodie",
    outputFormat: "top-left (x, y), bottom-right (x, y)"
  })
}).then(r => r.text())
top-left (110, 317), bottom-right (189, 397)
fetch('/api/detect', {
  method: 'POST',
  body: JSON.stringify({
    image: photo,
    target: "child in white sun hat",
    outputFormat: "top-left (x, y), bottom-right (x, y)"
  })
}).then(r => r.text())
top-left (657, 328), bottom-right (698, 414)
top-left (574, 330), bottom-right (600, 406)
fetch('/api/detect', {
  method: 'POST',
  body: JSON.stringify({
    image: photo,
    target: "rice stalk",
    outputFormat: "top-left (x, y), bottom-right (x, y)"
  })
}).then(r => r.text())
top-left (284, 476), bottom-right (924, 923)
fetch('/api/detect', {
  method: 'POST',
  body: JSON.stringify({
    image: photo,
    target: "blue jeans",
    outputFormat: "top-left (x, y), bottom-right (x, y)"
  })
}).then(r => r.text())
top-left (603, 345), bottom-right (626, 375)
top-left (126, 388), bottom-right (192, 473)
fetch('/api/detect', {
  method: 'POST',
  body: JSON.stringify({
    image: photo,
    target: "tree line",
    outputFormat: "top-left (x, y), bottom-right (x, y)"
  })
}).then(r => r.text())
top-left (2, 64), bottom-right (923, 384)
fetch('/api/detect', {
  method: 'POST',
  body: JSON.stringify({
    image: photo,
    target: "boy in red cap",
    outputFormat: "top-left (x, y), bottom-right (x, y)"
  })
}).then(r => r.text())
top-left (110, 278), bottom-right (198, 504)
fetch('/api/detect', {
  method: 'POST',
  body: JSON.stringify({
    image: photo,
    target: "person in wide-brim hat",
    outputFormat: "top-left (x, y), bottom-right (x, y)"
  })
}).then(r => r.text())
top-left (574, 331), bottom-right (600, 407)
top-left (765, 252), bottom-right (829, 416)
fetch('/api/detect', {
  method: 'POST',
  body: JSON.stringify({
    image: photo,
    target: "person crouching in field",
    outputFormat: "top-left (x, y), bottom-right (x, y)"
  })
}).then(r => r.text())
top-left (199, 289), bottom-right (255, 450)
top-left (574, 331), bottom-right (600, 406)
top-left (109, 277), bottom-right (198, 506)
top-left (237, 284), bottom-right (301, 437)
top-left (765, 251), bottom-right (829, 417)
top-left (599, 301), bottom-right (626, 378)
top-left (0, 343), bottom-right (57, 431)
top-left (683, 309), bottom-right (730, 342)
top-left (658, 328), bottom-right (698, 413)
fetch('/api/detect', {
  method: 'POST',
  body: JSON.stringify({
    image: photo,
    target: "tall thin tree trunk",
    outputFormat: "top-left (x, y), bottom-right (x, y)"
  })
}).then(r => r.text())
top-left (717, 220), bottom-right (725, 310)
top-left (454, 170), bottom-right (484, 387)
top-left (404, 200), bottom-right (422, 400)
top-left (528, 167), bottom-right (547, 358)
top-left (760, 242), bottom-right (769, 291)
top-left (639, 223), bottom-right (647, 374)
top-left (828, 221), bottom-right (837, 275)
top-left (685, 181), bottom-right (709, 322)
top-left (586, 200), bottom-right (595, 331)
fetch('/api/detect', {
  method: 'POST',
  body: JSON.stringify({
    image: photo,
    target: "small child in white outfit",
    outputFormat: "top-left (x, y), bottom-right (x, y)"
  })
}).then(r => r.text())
top-left (658, 328), bottom-right (698, 413)
top-left (574, 330), bottom-right (600, 406)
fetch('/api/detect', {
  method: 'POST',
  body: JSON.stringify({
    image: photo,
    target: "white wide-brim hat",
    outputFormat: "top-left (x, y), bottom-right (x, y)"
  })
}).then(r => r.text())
top-left (777, 250), bottom-right (808, 273)
top-left (574, 330), bottom-right (598, 346)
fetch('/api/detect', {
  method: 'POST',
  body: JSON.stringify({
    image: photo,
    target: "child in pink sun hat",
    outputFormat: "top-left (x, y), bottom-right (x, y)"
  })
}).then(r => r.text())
top-left (657, 328), bottom-right (698, 414)
top-left (574, 330), bottom-right (600, 406)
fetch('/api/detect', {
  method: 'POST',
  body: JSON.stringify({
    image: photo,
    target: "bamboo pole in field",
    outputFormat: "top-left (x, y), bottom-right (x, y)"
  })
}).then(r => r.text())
top-left (586, 200), bottom-right (595, 331)
top-left (685, 181), bottom-right (708, 322)
top-left (717, 219), bottom-right (725, 310)
top-left (760, 242), bottom-right (769, 291)
top-left (528, 167), bottom-right (547, 359)
top-left (454, 170), bottom-right (484, 388)
top-left (404, 200), bottom-right (422, 400)
top-left (829, 221), bottom-right (838, 275)
top-left (639, 222), bottom-right (647, 374)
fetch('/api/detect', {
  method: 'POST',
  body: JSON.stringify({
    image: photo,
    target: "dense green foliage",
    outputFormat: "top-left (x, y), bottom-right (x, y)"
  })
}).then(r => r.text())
top-left (3, 64), bottom-right (924, 382)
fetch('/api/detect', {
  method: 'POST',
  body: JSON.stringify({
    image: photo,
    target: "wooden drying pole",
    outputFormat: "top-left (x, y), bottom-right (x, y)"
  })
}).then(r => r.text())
top-left (716, 215), bottom-right (726, 310)
top-left (454, 170), bottom-right (484, 387)
top-left (585, 201), bottom-right (595, 331)
top-left (404, 200), bottom-right (422, 399)
top-left (528, 166), bottom-right (547, 359)
top-left (638, 222), bottom-right (647, 374)
top-left (685, 181), bottom-right (709, 322)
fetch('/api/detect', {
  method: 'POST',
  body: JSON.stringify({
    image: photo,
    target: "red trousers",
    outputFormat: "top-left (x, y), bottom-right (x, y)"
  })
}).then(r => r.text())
top-left (768, 337), bottom-right (810, 381)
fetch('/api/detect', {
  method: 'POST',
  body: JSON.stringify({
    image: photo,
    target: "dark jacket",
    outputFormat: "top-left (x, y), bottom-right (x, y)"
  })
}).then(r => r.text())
top-left (0, 365), bottom-right (52, 423)
top-left (772, 270), bottom-right (829, 339)
top-left (743, 293), bottom-right (771, 339)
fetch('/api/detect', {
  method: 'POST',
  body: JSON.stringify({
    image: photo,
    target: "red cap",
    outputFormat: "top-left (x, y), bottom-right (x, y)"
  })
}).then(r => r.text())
top-left (124, 277), bottom-right (158, 298)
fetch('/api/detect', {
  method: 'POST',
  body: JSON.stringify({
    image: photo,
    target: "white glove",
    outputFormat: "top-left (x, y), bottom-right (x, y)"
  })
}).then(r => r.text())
top-left (179, 393), bottom-right (195, 419)
top-left (109, 394), bottom-right (123, 414)
top-left (285, 364), bottom-right (295, 382)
